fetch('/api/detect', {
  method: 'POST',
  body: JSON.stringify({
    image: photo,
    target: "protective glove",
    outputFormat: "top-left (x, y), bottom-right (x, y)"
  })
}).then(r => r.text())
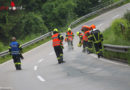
top-left (61, 46), bottom-right (64, 49)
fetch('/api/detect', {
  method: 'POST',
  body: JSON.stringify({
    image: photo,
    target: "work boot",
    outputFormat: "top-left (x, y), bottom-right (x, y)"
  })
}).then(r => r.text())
top-left (87, 49), bottom-right (90, 54)
top-left (15, 65), bottom-right (19, 70)
top-left (17, 65), bottom-right (22, 70)
top-left (61, 61), bottom-right (65, 64)
top-left (98, 54), bottom-right (100, 58)
top-left (58, 59), bottom-right (62, 64)
top-left (60, 56), bottom-right (65, 64)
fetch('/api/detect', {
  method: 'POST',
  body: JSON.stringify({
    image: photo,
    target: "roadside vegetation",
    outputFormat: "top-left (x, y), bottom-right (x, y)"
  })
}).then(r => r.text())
top-left (103, 11), bottom-right (130, 63)
top-left (0, 0), bottom-right (118, 52)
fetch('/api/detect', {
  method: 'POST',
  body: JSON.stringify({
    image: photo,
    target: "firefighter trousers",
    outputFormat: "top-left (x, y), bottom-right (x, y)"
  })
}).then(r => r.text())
top-left (12, 55), bottom-right (22, 70)
top-left (54, 46), bottom-right (64, 64)
top-left (94, 42), bottom-right (103, 57)
top-left (88, 42), bottom-right (93, 52)
top-left (83, 41), bottom-right (88, 52)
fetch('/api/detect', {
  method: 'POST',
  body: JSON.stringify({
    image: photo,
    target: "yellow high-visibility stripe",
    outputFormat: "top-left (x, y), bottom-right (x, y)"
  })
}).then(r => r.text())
top-left (57, 57), bottom-right (60, 60)
top-left (60, 54), bottom-right (63, 56)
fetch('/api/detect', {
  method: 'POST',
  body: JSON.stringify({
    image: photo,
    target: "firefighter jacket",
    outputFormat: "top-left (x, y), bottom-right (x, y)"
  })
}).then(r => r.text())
top-left (83, 31), bottom-right (90, 41)
top-left (9, 41), bottom-right (21, 55)
top-left (66, 31), bottom-right (74, 41)
top-left (91, 29), bottom-right (103, 43)
top-left (52, 33), bottom-right (63, 47)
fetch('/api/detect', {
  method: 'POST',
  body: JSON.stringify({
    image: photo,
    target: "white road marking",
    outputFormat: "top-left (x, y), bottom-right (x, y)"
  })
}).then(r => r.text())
top-left (112, 15), bottom-right (120, 19)
top-left (34, 66), bottom-right (38, 71)
top-left (49, 51), bottom-right (54, 56)
top-left (37, 75), bottom-right (45, 82)
top-left (38, 58), bottom-right (44, 63)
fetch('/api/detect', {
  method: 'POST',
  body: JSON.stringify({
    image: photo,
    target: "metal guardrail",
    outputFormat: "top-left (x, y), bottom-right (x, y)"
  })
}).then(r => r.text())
top-left (0, 0), bottom-right (126, 57)
top-left (69, 0), bottom-right (124, 28)
top-left (68, 0), bottom-right (130, 53)
top-left (0, 32), bottom-right (51, 57)
top-left (104, 44), bottom-right (130, 53)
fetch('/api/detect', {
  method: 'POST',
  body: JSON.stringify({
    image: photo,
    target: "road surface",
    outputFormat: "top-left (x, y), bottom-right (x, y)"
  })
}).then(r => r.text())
top-left (0, 3), bottom-right (130, 90)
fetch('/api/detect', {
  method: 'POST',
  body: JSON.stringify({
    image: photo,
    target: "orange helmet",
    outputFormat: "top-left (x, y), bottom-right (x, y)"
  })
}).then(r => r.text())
top-left (81, 25), bottom-right (91, 31)
top-left (90, 24), bottom-right (96, 29)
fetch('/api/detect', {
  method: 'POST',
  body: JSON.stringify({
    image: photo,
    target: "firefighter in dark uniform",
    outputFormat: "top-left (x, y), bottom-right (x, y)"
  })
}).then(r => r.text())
top-left (52, 28), bottom-right (65, 64)
top-left (9, 37), bottom-right (23, 70)
top-left (87, 25), bottom-right (96, 53)
top-left (87, 31), bottom-right (93, 53)
top-left (91, 25), bottom-right (104, 58)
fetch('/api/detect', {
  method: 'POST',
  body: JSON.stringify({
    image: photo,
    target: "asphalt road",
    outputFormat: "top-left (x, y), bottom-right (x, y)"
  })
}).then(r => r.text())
top-left (0, 3), bottom-right (130, 90)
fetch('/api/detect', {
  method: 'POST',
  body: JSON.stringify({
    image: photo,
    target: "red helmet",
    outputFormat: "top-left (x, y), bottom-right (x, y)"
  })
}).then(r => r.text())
top-left (81, 25), bottom-right (91, 31)
top-left (90, 24), bottom-right (96, 29)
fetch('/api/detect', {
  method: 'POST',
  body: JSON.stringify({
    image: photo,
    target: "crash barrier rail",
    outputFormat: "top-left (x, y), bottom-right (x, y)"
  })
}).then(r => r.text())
top-left (103, 44), bottom-right (130, 53)
top-left (69, 0), bottom-right (124, 28)
top-left (0, 32), bottom-right (51, 57)
top-left (0, 0), bottom-right (124, 57)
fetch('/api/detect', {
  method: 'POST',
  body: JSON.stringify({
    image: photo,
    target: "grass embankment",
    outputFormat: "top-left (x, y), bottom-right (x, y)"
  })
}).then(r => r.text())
top-left (103, 11), bottom-right (130, 63)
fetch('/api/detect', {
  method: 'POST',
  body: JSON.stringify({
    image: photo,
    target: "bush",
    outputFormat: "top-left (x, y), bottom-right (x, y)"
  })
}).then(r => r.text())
top-left (10, 13), bottom-right (48, 40)
top-left (111, 18), bottom-right (129, 40)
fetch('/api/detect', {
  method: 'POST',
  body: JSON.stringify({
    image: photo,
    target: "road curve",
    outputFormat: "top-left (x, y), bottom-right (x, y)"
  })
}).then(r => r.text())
top-left (0, 3), bottom-right (130, 90)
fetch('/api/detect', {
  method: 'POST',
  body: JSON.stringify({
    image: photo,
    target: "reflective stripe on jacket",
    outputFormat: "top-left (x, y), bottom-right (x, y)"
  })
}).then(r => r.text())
top-left (83, 31), bottom-right (89, 41)
top-left (52, 33), bottom-right (62, 47)
top-left (66, 31), bottom-right (73, 41)
top-left (10, 41), bottom-right (20, 55)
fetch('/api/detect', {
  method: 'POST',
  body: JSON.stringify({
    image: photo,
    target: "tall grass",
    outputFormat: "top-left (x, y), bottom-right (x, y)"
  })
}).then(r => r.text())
top-left (103, 11), bottom-right (130, 63)
top-left (103, 18), bottom-right (130, 46)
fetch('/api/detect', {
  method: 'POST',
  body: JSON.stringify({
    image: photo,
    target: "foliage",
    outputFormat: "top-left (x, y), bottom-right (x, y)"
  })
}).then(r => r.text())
top-left (103, 18), bottom-right (130, 45)
top-left (0, 0), bottom-right (110, 52)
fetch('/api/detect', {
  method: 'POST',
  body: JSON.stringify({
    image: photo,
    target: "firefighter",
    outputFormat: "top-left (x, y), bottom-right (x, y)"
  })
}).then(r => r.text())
top-left (9, 37), bottom-right (23, 70)
top-left (77, 32), bottom-right (83, 47)
top-left (87, 25), bottom-right (95, 53)
top-left (91, 25), bottom-right (104, 58)
top-left (52, 28), bottom-right (65, 64)
top-left (81, 25), bottom-right (91, 53)
top-left (65, 28), bottom-right (74, 49)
